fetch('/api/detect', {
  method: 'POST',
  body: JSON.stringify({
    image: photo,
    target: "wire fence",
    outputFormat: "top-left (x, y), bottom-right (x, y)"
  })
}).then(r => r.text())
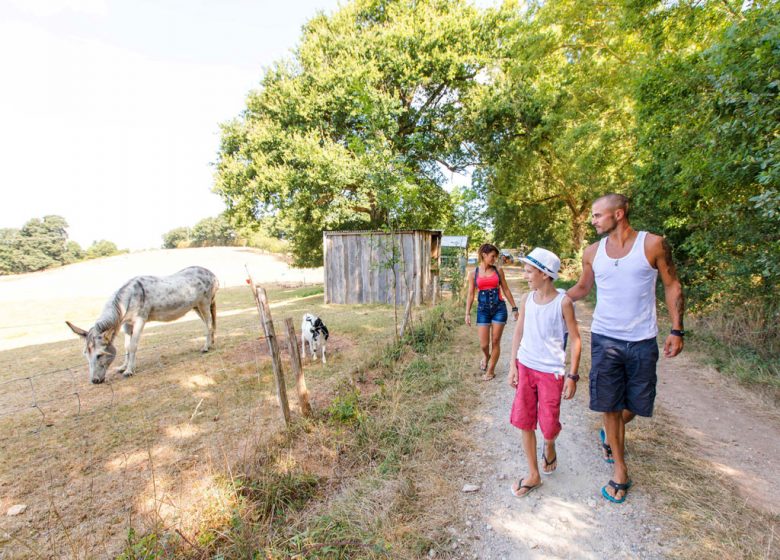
top-left (0, 306), bottom-right (311, 559)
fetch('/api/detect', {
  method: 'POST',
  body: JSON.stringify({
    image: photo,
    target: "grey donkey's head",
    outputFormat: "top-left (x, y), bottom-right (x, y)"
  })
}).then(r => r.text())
top-left (66, 321), bottom-right (117, 383)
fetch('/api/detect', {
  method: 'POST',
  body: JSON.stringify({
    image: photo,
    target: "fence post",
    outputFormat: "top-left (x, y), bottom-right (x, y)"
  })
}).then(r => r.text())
top-left (399, 287), bottom-right (415, 338)
top-left (253, 285), bottom-right (291, 427)
top-left (284, 318), bottom-right (312, 418)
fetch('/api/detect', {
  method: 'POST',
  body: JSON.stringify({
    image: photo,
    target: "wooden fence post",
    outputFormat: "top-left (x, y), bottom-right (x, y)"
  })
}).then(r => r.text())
top-left (399, 287), bottom-right (415, 338)
top-left (253, 285), bottom-right (291, 427)
top-left (284, 318), bottom-right (312, 418)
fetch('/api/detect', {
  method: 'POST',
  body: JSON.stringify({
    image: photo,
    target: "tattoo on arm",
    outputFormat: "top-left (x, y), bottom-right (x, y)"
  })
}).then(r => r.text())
top-left (661, 238), bottom-right (678, 279)
top-left (662, 238), bottom-right (685, 325)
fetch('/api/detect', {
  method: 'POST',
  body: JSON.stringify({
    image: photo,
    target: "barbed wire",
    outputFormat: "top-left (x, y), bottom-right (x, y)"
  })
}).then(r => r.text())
top-left (0, 316), bottom-right (305, 421)
top-left (0, 289), bottom-right (328, 558)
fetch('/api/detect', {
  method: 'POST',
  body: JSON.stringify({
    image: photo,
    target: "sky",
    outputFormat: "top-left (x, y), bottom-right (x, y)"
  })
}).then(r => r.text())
top-left (0, 0), bottom-right (490, 251)
top-left (0, 0), bottom-right (341, 250)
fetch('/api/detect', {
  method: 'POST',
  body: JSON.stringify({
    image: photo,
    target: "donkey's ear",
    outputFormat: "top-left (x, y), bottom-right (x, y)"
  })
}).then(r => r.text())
top-left (101, 327), bottom-right (116, 343)
top-left (66, 321), bottom-right (87, 338)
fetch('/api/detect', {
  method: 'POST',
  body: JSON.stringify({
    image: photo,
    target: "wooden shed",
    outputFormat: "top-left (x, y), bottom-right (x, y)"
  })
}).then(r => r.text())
top-left (323, 230), bottom-right (442, 305)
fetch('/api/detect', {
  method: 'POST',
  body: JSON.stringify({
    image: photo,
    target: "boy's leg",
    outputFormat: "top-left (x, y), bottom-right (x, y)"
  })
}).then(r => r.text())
top-left (537, 373), bottom-right (565, 473)
top-left (510, 364), bottom-right (542, 495)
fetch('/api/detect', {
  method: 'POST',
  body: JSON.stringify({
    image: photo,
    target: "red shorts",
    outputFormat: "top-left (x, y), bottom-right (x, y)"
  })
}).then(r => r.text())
top-left (510, 361), bottom-right (565, 440)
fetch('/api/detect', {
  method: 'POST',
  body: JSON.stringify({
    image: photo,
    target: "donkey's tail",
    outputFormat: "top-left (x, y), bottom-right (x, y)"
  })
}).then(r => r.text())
top-left (210, 297), bottom-right (217, 335)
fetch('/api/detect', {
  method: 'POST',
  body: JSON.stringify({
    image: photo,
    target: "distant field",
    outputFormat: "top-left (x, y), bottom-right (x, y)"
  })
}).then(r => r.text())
top-left (0, 247), bottom-right (323, 351)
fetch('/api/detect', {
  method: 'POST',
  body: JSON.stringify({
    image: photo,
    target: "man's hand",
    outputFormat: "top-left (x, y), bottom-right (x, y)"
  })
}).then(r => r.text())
top-left (512, 310), bottom-right (519, 322)
top-left (664, 334), bottom-right (684, 358)
top-left (562, 378), bottom-right (577, 400)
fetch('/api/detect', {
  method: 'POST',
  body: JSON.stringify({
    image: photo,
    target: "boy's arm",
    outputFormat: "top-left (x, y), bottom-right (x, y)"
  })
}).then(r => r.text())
top-left (561, 297), bottom-right (581, 400)
top-left (565, 243), bottom-right (597, 302)
top-left (508, 294), bottom-right (526, 387)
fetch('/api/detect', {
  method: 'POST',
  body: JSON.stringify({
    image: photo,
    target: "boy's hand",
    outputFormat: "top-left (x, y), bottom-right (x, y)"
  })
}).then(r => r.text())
top-left (562, 378), bottom-right (577, 400)
top-left (508, 362), bottom-right (518, 388)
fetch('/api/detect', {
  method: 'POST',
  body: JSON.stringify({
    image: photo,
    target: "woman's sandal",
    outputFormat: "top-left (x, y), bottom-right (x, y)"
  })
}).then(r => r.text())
top-left (479, 358), bottom-right (487, 372)
top-left (481, 371), bottom-right (496, 381)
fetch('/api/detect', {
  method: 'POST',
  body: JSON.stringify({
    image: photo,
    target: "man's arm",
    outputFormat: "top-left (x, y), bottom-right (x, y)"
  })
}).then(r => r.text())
top-left (565, 243), bottom-right (597, 302)
top-left (650, 235), bottom-right (685, 357)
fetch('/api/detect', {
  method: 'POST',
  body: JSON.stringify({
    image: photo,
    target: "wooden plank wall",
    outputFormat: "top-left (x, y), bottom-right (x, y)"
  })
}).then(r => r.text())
top-left (324, 231), bottom-right (441, 305)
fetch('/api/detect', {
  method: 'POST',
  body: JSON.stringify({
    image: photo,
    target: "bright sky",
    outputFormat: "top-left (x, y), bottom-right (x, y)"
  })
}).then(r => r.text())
top-left (0, 0), bottom-right (489, 251)
top-left (0, 0), bottom-right (351, 250)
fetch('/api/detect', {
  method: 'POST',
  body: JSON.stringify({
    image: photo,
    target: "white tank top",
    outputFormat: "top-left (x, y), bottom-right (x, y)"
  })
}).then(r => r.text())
top-left (591, 231), bottom-right (658, 341)
top-left (517, 291), bottom-right (566, 375)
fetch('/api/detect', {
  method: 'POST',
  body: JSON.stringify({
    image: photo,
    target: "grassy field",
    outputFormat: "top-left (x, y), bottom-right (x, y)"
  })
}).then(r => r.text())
top-left (0, 283), bottom-right (401, 558)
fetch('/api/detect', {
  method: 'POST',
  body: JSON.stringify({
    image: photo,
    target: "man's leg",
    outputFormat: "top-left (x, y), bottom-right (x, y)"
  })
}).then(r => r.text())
top-left (603, 410), bottom-right (630, 500)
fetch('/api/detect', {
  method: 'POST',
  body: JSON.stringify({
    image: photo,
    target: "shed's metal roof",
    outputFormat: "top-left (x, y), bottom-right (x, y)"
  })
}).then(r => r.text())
top-left (323, 229), bottom-right (442, 236)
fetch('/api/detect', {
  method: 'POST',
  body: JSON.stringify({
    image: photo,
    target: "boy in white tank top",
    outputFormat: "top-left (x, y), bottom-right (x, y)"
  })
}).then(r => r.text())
top-left (507, 248), bottom-right (581, 498)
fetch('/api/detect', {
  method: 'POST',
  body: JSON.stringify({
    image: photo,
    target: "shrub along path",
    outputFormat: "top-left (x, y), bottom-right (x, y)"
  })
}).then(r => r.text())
top-left (450, 272), bottom-right (777, 559)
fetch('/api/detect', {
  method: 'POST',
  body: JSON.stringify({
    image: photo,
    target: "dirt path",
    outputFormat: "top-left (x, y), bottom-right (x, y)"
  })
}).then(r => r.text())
top-left (455, 283), bottom-right (671, 559)
top-left (657, 351), bottom-right (780, 516)
top-left (453, 272), bottom-right (779, 559)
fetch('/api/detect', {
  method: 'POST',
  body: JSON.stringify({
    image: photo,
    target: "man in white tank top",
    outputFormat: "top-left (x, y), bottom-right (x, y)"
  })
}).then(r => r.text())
top-left (567, 193), bottom-right (685, 504)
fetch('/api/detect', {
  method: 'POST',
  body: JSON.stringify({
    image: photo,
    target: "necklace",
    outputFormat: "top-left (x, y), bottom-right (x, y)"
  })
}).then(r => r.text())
top-left (614, 258), bottom-right (620, 267)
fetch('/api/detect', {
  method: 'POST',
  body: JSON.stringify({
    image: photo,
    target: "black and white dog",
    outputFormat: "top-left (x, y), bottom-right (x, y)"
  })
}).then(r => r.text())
top-left (301, 313), bottom-right (329, 364)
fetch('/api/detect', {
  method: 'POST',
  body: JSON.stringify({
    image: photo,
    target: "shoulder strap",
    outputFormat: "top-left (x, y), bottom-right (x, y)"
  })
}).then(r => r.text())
top-left (473, 267), bottom-right (479, 287)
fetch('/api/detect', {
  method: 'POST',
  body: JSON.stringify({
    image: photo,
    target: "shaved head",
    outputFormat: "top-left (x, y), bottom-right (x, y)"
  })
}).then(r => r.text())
top-left (594, 193), bottom-right (629, 218)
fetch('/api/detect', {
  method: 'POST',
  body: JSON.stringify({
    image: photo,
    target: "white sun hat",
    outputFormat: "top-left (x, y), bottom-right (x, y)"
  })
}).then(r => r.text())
top-left (520, 247), bottom-right (561, 280)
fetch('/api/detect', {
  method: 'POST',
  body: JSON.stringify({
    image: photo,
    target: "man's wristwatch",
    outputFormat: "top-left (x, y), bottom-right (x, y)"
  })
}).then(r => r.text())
top-left (566, 373), bottom-right (580, 382)
top-left (511, 307), bottom-right (518, 312)
top-left (670, 329), bottom-right (685, 337)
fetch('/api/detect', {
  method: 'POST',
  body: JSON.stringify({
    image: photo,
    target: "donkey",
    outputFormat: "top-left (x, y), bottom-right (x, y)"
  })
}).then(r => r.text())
top-left (66, 266), bottom-right (218, 384)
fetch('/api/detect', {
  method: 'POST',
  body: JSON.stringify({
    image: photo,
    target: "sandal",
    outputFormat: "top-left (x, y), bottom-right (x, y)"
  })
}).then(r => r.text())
top-left (510, 478), bottom-right (542, 498)
top-left (601, 479), bottom-right (633, 504)
top-left (481, 372), bottom-right (496, 381)
top-left (479, 358), bottom-right (487, 372)
top-left (542, 451), bottom-right (557, 475)
top-left (599, 428), bottom-right (615, 464)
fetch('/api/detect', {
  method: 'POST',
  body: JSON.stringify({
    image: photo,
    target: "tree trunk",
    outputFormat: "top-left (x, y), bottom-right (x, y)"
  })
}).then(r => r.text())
top-left (569, 206), bottom-right (589, 256)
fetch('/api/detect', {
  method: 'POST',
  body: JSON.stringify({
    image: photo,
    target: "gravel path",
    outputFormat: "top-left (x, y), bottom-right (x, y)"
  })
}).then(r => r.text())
top-left (454, 278), bottom-right (671, 560)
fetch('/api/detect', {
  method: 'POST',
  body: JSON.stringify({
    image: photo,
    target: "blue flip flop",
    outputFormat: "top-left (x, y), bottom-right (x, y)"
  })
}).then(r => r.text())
top-left (599, 428), bottom-right (615, 464)
top-left (601, 479), bottom-right (633, 504)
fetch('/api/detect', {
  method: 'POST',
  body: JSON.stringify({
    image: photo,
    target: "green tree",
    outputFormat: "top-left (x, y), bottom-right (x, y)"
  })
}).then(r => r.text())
top-left (85, 240), bottom-right (122, 259)
top-left (190, 216), bottom-right (236, 247)
top-left (214, 0), bottom-right (511, 266)
top-left (471, 0), bottom-right (643, 257)
top-left (62, 240), bottom-right (84, 264)
top-left (162, 227), bottom-right (191, 249)
top-left (631, 2), bottom-right (779, 309)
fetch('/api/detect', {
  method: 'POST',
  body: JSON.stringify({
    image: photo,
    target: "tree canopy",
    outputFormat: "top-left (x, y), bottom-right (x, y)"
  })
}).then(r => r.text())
top-left (214, 0), bottom-right (506, 266)
top-left (214, 0), bottom-right (778, 327)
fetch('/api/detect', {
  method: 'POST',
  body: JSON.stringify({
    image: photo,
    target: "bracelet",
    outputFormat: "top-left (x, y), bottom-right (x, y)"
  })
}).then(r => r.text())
top-left (511, 307), bottom-right (518, 312)
top-left (670, 329), bottom-right (685, 337)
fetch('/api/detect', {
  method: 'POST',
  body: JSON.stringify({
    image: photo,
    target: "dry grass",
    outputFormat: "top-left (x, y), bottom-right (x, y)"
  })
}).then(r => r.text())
top-left (100, 300), bottom-right (477, 559)
top-left (0, 284), bottom-right (398, 559)
top-left (627, 413), bottom-right (779, 559)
